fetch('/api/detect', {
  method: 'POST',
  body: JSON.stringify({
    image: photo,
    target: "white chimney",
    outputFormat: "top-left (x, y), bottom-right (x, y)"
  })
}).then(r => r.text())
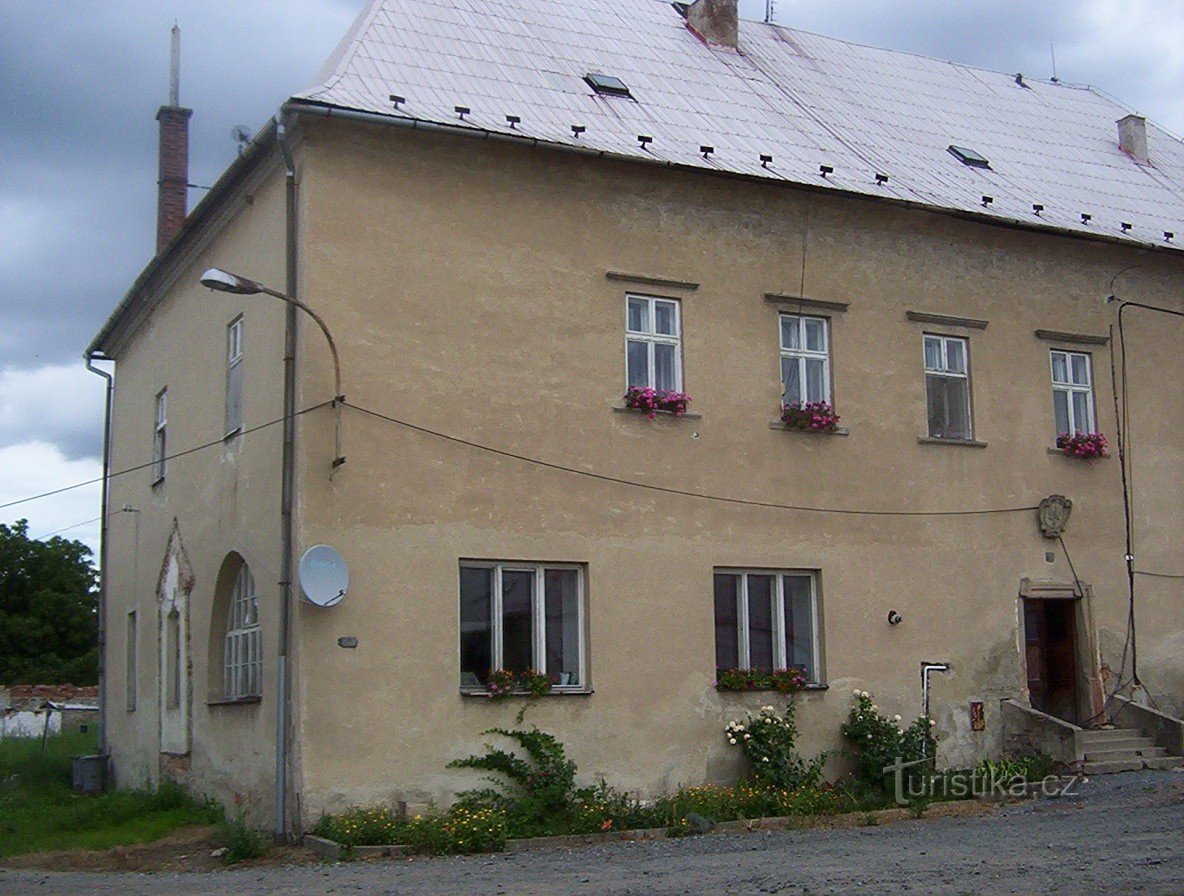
top-left (1118, 114), bottom-right (1149, 164)
top-left (686, 0), bottom-right (738, 49)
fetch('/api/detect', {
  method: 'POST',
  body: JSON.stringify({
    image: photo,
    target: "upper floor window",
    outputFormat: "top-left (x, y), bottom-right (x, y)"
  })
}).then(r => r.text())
top-left (714, 569), bottom-right (820, 684)
top-left (1050, 350), bottom-right (1095, 437)
top-left (460, 562), bottom-right (585, 692)
top-left (923, 335), bottom-right (972, 440)
top-left (626, 295), bottom-right (682, 392)
top-left (224, 564), bottom-right (261, 699)
top-left (225, 317), bottom-right (243, 436)
top-left (780, 314), bottom-right (830, 405)
top-left (151, 389), bottom-right (167, 484)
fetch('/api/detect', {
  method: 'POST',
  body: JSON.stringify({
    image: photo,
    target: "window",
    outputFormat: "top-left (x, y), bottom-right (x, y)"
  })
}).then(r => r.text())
top-left (225, 317), bottom-right (243, 435)
top-left (780, 314), bottom-right (831, 404)
top-left (459, 562), bottom-right (584, 690)
top-left (166, 609), bottom-right (181, 709)
top-left (126, 610), bottom-right (137, 711)
top-left (626, 295), bottom-right (682, 391)
top-left (923, 335), bottom-right (972, 439)
top-left (585, 73), bottom-right (631, 98)
top-left (224, 564), bottom-right (261, 699)
top-left (151, 389), bottom-right (167, 483)
top-left (714, 570), bottom-right (820, 683)
top-left (1050, 350), bottom-right (1095, 437)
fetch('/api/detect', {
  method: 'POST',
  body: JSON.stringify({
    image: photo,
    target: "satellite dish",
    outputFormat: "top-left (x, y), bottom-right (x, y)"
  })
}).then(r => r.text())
top-left (298, 545), bottom-right (349, 607)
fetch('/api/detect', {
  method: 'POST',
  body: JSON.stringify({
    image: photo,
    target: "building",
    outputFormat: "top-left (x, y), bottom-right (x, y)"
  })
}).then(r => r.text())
top-left (87, 0), bottom-right (1184, 836)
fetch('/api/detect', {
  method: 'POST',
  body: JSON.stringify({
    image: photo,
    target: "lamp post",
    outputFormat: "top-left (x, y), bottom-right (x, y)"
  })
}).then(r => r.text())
top-left (200, 268), bottom-right (345, 469)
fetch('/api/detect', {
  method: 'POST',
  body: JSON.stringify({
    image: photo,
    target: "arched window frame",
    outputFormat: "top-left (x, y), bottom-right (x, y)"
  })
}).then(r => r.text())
top-left (224, 564), bottom-right (261, 699)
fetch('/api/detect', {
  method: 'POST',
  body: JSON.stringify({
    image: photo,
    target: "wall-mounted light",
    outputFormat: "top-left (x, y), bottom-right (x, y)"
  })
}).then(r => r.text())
top-left (887, 610), bottom-right (903, 626)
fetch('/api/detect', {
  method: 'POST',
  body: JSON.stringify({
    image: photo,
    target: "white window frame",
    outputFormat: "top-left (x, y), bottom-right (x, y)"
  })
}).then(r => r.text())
top-left (625, 294), bottom-right (683, 391)
top-left (1050, 349), bottom-right (1095, 437)
top-left (923, 334), bottom-right (973, 439)
top-left (779, 313), bottom-right (831, 405)
top-left (225, 316), bottom-right (243, 436)
top-left (459, 561), bottom-right (586, 692)
top-left (151, 388), bottom-right (167, 484)
top-left (224, 564), bottom-right (261, 700)
top-left (716, 569), bottom-right (822, 684)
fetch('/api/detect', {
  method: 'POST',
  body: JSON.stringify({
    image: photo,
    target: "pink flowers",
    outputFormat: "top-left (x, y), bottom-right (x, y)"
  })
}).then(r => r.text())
top-left (1056, 431), bottom-right (1107, 459)
top-left (781, 401), bottom-right (840, 432)
top-left (624, 386), bottom-right (691, 418)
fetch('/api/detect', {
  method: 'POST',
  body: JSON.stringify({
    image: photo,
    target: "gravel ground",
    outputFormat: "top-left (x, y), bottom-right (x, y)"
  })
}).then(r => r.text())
top-left (3, 770), bottom-right (1182, 896)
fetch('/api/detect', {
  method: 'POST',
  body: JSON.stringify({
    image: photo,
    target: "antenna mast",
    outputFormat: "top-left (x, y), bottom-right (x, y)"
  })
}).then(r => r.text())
top-left (1050, 43), bottom-right (1058, 82)
top-left (765, 0), bottom-right (776, 24)
top-left (169, 23), bottom-right (181, 106)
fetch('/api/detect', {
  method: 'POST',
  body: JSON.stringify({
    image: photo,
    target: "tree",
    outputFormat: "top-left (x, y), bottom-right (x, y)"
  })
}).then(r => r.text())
top-left (0, 519), bottom-right (99, 685)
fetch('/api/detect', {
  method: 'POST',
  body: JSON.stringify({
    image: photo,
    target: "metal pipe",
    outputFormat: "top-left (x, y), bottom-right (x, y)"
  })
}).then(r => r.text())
top-left (84, 353), bottom-right (114, 763)
top-left (274, 111), bottom-right (298, 844)
top-left (921, 662), bottom-right (950, 719)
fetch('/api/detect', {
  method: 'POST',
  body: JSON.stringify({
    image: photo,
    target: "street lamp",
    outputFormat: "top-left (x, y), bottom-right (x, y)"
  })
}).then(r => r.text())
top-left (200, 268), bottom-right (345, 469)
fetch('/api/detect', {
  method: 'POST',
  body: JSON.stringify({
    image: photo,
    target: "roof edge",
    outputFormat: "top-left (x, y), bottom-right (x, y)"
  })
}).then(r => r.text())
top-left (86, 118), bottom-right (281, 359)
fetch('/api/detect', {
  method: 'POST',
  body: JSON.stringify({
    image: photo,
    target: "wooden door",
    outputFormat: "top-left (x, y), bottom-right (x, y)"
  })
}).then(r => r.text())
top-left (1024, 598), bottom-right (1079, 723)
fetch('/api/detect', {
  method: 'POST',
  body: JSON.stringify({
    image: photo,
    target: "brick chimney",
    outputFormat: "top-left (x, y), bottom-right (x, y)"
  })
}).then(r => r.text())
top-left (156, 24), bottom-right (192, 254)
top-left (1117, 114), bottom-right (1149, 164)
top-left (686, 0), bottom-right (738, 48)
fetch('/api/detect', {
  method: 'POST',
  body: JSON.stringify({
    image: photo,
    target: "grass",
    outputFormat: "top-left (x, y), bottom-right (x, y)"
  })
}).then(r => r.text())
top-left (0, 731), bottom-right (220, 858)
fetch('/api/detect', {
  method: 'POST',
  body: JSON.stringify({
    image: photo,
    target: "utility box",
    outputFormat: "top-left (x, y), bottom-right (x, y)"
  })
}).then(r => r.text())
top-left (71, 754), bottom-right (107, 794)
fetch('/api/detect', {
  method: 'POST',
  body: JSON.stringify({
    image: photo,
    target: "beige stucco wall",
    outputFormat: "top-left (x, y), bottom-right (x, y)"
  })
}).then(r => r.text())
top-left (284, 118), bottom-right (1184, 820)
top-left (102, 161), bottom-right (290, 824)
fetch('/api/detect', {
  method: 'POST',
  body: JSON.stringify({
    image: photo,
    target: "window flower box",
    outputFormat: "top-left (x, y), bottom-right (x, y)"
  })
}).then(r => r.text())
top-left (484, 668), bottom-right (556, 700)
top-left (716, 667), bottom-right (808, 695)
top-left (623, 387), bottom-right (691, 418)
top-left (1056, 431), bottom-right (1107, 459)
top-left (780, 401), bottom-right (840, 432)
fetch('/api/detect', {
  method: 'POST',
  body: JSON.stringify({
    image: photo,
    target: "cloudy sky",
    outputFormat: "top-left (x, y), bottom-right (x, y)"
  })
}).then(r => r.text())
top-left (3, 0), bottom-right (1184, 561)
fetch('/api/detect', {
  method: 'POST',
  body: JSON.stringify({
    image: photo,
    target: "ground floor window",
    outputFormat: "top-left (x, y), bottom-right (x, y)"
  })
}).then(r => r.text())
top-left (460, 562), bottom-right (584, 690)
top-left (714, 569), bottom-right (820, 682)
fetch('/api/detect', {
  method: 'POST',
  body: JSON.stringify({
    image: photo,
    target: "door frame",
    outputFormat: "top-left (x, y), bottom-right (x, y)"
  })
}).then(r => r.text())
top-left (1017, 578), bottom-right (1104, 724)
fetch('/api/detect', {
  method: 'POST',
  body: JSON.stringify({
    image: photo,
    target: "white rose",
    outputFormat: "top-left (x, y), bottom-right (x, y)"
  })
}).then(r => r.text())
top-left (762, 757), bottom-right (770, 762)
top-left (744, 734), bottom-right (751, 740)
top-left (729, 737), bottom-right (737, 744)
top-left (929, 719), bottom-right (937, 727)
top-left (852, 689), bottom-right (861, 696)
top-left (893, 714), bottom-right (902, 722)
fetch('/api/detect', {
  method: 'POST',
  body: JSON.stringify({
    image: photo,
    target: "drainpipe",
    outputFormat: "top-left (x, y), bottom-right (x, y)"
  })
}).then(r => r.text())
top-left (274, 112), bottom-right (298, 843)
top-left (921, 662), bottom-right (950, 720)
top-left (84, 353), bottom-right (114, 764)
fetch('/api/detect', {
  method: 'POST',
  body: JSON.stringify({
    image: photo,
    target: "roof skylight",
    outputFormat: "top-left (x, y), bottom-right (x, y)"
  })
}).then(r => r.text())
top-left (948, 145), bottom-right (990, 169)
top-left (585, 73), bottom-right (632, 98)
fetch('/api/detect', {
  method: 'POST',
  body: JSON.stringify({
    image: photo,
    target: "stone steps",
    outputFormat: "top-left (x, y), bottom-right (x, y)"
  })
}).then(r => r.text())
top-left (1079, 726), bottom-right (1182, 774)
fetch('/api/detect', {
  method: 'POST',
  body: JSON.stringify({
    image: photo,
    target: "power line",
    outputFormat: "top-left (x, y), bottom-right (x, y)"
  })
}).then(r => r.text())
top-left (0, 400), bottom-right (333, 513)
top-left (342, 399), bottom-right (1041, 518)
top-left (33, 516), bottom-right (102, 541)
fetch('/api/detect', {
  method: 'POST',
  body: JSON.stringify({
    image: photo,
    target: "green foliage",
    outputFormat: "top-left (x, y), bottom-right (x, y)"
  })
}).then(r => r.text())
top-left (974, 754), bottom-right (1055, 784)
top-left (310, 805), bottom-right (505, 855)
top-left (715, 668), bottom-right (807, 694)
top-left (448, 727), bottom-right (579, 837)
top-left (0, 519), bottom-right (99, 685)
top-left (218, 811), bottom-right (269, 863)
top-left (0, 731), bottom-right (219, 858)
top-left (840, 691), bottom-right (933, 792)
top-left (723, 702), bottom-right (826, 792)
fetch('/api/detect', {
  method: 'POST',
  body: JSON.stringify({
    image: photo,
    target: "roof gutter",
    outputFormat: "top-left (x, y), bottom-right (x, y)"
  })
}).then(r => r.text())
top-left (285, 98), bottom-right (1183, 262)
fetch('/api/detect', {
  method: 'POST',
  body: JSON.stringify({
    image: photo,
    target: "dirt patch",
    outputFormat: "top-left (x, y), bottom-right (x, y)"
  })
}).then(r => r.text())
top-left (0, 826), bottom-right (318, 873)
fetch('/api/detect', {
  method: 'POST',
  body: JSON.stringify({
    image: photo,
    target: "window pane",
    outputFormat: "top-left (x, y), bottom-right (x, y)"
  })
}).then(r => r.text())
top-left (781, 316), bottom-right (801, 351)
top-left (1053, 389), bottom-right (1070, 436)
top-left (945, 339), bottom-right (966, 374)
top-left (1070, 354), bottom-right (1089, 386)
top-left (544, 570), bottom-right (580, 685)
top-left (713, 574), bottom-right (739, 671)
top-left (226, 359), bottom-right (243, 434)
top-left (1072, 391), bottom-right (1092, 432)
top-left (784, 576), bottom-right (815, 681)
top-left (626, 339), bottom-right (649, 388)
top-left (460, 567), bottom-right (493, 685)
top-left (501, 570), bottom-right (534, 674)
top-left (1051, 352), bottom-right (1068, 384)
top-left (782, 357), bottom-right (802, 404)
top-left (746, 575), bottom-right (775, 673)
top-left (654, 343), bottom-right (678, 391)
top-left (924, 336), bottom-right (942, 370)
top-left (654, 301), bottom-right (677, 336)
top-left (804, 317), bottom-right (825, 353)
top-left (805, 359), bottom-right (826, 403)
top-left (627, 297), bottom-right (648, 333)
top-left (928, 375), bottom-right (971, 439)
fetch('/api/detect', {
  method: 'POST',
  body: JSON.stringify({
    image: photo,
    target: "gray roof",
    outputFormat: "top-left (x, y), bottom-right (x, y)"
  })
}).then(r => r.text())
top-left (294, 0), bottom-right (1184, 252)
